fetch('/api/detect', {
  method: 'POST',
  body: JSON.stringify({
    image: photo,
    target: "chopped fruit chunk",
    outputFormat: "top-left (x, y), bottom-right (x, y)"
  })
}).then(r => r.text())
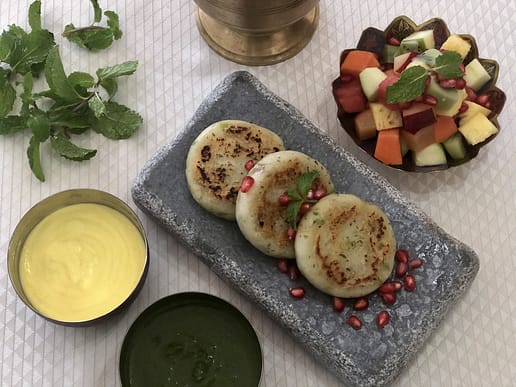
top-left (340, 50), bottom-right (380, 77)
top-left (440, 34), bottom-right (471, 59)
top-left (433, 115), bottom-right (458, 143)
top-left (434, 88), bottom-right (467, 117)
top-left (374, 128), bottom-right (403, 165)
top-left (412, 142), bottom-right (447, 167)
top-left (354, 109), bottom-right (377, 140)
top-left (401, 103), bottom-right (436, 133)
top-left (369, 102), bottom-right (403, 130)
top-left (359, 67), bottom-right (387, 101)
top-left (400, 124), bottom-right (435, 152)
top-left (400, 30), bottom-right (435, 53)
top-left (443, 132), bottom-right (467, 159)
top-left (458, 101), bottom-right (491, 124)
top-left (333, 78), bottom-right (368, 113)
top-left (458, 113), bottom-right (498, 145)
top-left (464, 59), bottom-right (491, 91)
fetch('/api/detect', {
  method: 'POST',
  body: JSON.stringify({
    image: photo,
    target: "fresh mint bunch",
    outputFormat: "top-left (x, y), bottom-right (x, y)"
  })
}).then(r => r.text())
top-left (386, 51), bottom-right (465, 104)
top-left (0, 0), bottom-right (141, 181)
top-left (287, 171), bottom-right (320, 229)
top-left (62, 0), bottom-right (122, 50)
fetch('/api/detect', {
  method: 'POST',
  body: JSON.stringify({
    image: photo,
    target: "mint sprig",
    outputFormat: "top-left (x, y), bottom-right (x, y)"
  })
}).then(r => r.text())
top-left (286, 171), bottom-right (319, 229)
top-left (0, 0), bottom-right (141, 181)
top-left (386, 51), bottom-right (465, 104)
top-left (62, 0), bottom-right (122, 50)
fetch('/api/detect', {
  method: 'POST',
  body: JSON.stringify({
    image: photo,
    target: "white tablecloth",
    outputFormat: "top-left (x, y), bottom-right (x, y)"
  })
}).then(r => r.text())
top-left (1, 1), bottom-right (515, 386)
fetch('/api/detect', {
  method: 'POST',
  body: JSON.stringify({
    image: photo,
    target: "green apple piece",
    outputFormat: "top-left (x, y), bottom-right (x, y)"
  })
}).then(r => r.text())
top-left (458, 113), bottom-right (498, 145)
top-left (443, 132), bottom-right (467, 159)
top-left (464, 59), bottom-right (491, 91)
top-left (400, 30), bottom-right (435, 53)
top-left (417, 48), bottom-right (442, 66)
top-left (369, 102), bottom-right (403, 130)
top-left (413, 142), bottom-right (447, 167)
top-left (382, 44), bottom-right (399, 64)
top-left (359, 67), bottom-right (387, 101)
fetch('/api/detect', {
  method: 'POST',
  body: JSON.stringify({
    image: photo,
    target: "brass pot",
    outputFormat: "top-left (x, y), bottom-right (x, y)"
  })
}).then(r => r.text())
top-left (194, 0), bottom-right (319, 65)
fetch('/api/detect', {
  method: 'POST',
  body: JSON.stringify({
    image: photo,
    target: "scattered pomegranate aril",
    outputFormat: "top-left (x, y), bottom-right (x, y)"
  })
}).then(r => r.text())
top-left (395, 261), bottom-right (408, 277)
top-left (459, 63), bottom-right (465, 73)
top-left (398, 101), bottom-right (412, 110)
top-left (244, 159), bottom-right (255, 171)
top-left (476, 93), bottom-right (490, 107)
top-left (392, 280), bottom-right (403, 292)
top-left (278, 193), bottom-right (290, 206)
top-left (289, 263), bottom-right (300, 281)
top-left (289, 287), bottom-right (305, 299)
top-left (376, 311), bottom-right (390, 329)
top-left (378, 282), bottom-right (397, 294)
top-left (388, 36), bottom-right (400, 46)
top-left (404, 274), bottom-right (416, 292)
top-left (381, 292), bottom-right (396, 305)
top-left (346, 315), bottom-right (362, 330)
top-left (333, 297), bottom-right (345, 313)
top-left (408, 258), bottom-right (424, 270)
top-left (353, 297), bottom-right (369, 311)
top-left (439, 78), bottom-right (456, 88)
top-left (395, 249), bottom-right (409, 263)
top-left (422, 94), bottom-right (438, 106)
top-left (465, 86), bottom-right (477, 101)
top-left (312, 188), bottom-right (327, 200)
top-left (277, 259), bottom-right (289, 273)
top-left (287, 227), bottom-right (297, 240)
top-left (240, 176), bottom-right (254, 193)
top-left (454, 77), bottom-right (466, 90)
top-left (341, 74), bottom-right (353, 83)
top-left (458, 102), bottom-right (469, 114)
top-left (306, 189), bottom-right (314, 200)
top-left (299, 202), bottom-right (312, 214)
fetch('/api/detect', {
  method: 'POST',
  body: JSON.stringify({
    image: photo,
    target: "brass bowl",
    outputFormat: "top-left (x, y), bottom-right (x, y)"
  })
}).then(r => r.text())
top-left (332, 16), bottom-right (506, 172)
top-left (194, 0), bottom-right (319, 65)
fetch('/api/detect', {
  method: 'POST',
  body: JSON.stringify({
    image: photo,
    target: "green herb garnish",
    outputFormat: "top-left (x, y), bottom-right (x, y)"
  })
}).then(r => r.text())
top-left (62, 0), bottom-right (122, 50)
top-left (0, 0), bottom-right (141, 181)
top-left (386, 51), bottom-right (465, 104)
top-left (286, 171), bottom-right (319, 229)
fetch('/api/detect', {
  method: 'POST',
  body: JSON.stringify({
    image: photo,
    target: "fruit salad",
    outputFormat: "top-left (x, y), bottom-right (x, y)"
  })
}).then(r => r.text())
top-left (332, 19), bottom-right (505, 170)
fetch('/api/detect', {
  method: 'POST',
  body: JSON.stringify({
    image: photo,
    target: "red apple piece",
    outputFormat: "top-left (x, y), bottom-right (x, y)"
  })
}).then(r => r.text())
top-left (402, 103), bottom-right (436, 134)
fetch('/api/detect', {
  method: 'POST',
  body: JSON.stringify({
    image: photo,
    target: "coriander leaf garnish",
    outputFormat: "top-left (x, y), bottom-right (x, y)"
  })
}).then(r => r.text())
top-left (62, 1), bottom-right (122, 51)
top-left (0, 0), bottom-right (141, 181)
top-left (287, 170), bottom-right (320, 229)
top-left (386, 50), bottom-right (465, 104)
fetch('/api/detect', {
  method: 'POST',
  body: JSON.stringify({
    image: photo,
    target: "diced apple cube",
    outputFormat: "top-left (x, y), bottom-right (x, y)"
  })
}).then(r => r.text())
top-left (440, 34), bottom-right (471, 59)
top-left (464, 59), bottom-right (491, 91)
top-left (458, 101), bottom-right (491, 124)
top-left (393, 52), bottom-right (415, 74)
top-left (359, 67), bottom-right (387, 101)
top-left (354, 109), bottom-right (377, 140)
top-left (369, 102), bottom-right (403, 130)
top-left (402, 103), bottom-right (436, 133)
top-left (458, 113), bottom-right (498, 145)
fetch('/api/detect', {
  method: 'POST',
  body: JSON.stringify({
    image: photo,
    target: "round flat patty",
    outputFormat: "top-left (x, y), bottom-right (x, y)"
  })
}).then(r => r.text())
top-left (295, 193), bottom-right (396, 298)
top-left (185, 120), bottom-right (284, 220)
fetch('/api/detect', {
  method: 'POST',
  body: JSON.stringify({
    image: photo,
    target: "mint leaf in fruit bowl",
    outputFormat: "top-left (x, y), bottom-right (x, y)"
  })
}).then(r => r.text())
top-left (331, 16), bottom-right (506, 172)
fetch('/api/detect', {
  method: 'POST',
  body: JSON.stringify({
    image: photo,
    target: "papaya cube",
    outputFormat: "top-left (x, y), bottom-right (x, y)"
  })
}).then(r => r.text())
top-left (374, 128), bottom-right (403, 165)
top-left (340, 50), bottom-right (380, 77)
top-left (434, 115), bottom-right (458, 143)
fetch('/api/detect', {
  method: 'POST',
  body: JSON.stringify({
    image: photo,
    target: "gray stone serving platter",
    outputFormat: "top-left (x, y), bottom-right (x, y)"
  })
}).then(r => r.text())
top-left (131, 70), bottom-right (479, 387)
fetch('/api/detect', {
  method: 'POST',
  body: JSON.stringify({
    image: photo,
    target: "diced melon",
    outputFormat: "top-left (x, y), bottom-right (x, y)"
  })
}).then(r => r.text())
top-left (434, 115), bottom-right (458, 143)
top-left (458, 113), bottom-right (498, 145)
top-left (359, 67), bottom-right (387, 101)
top-left (440, 34), bottom-right (471, 59)
top-left (354, 109), bottom-right (377, 140)
top-left (369, 102), bottom-right (403, 130)
top-left (413, 143), bottom-right (447, 167)
top-left (374, 128), bottom-right (403, 165)
top-left (400, 124), bottom-right (435, 152)
top-left (426, 77), bottom-right (466, 116)
top-left (418, 48), bottom-right (442, 66)
top-left (464, 59), bottom-right (491, 91)
top-left (400, 30), bottom-right (435, 53)
top-left (340, 50), bottom-right (381, 77)
top-left (458, 101), bottom-right (491, 124)
top-left (435, 88), bottom-right (467, 117)
top-left (443, 132), bottom-right (467, 160)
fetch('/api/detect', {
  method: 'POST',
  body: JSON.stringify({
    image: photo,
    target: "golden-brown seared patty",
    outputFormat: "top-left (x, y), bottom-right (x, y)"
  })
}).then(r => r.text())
top-left (186, 120), bottom-right (285, 220)
top-left (235, 150), bottom-right (335, 258)
top-left (295, 193), bottom-right (396, 297)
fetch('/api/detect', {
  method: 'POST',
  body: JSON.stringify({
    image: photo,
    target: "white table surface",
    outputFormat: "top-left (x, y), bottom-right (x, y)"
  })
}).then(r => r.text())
top-left (1, 1), bottom-right (515, 386)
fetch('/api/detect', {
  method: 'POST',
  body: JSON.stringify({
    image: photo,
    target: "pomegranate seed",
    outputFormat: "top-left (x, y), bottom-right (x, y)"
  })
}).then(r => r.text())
top-left (346, 315), bottom-right (362, 330)
top-left (395, 249), bottom-right (409, 263)
top-left (376, 311), bottom-right (391, 328)
top-left (381, 292), bottom-right (396, 305)
top-left (244, 159), bottom-right (255, 171)
top-left (476, 93), bottom-right (490, 106)
top-left (391, 280), bottom-right (403, 292)
top-left (458, 102), bottom-right (469, 114)
top-left (459, 63), bottom-right (465, 73)
top-left (454, 77), bottom-right (466, 90)
top-left (287, 227), bottom-right (297, 240)
top-left (398, 101), bottom-right (412, 110)
top-left (404, 274), bottom-right (416, 292)
top-left (289, 263), bottom-right (300, 281)
top-left (415, 95), bottom-right (424, 102)
top-left (277, 259), bottom-right (289, 273)
top-left (240, 176), bottom-right (254, 193)
top-left (333, 297), bottom-right (345, 313)
top-left (289, 287), bottom-right (305, 299)
top-left (306, 189), bottom-right (314, 200)
top-left (465, 86), bottom-right (477, 101)
top-left (299, 202), bottom-right (311, 214)
top-left (341, 74), bottom-right (353, 82)
top-left (278, 193), bottom-right (290, 206)
top-left (396, 261), bottom-right (408, 277)
top-left (423, 94), bottom-right (438, 106)
top-left (312, 188), bottom-right (327, 200)
top-left (388, 36), bottom-right (401, 46)
top-left (408, 258), bottom-right (424, 270)
top-left (353, 298), bottom-right (369, 311)
top-left (439, 78), bottom-right (456, 88)
top-left (378, 282), bottom-right (397, 294)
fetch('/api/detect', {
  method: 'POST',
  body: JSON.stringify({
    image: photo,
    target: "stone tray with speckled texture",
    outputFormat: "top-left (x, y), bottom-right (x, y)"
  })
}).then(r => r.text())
top-left (131, 71), bottom-right (479, 387)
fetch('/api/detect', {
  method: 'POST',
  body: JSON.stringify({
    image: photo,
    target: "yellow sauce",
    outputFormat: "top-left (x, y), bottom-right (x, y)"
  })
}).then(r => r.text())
top-left (19, 203), bottom-right (146, 322)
